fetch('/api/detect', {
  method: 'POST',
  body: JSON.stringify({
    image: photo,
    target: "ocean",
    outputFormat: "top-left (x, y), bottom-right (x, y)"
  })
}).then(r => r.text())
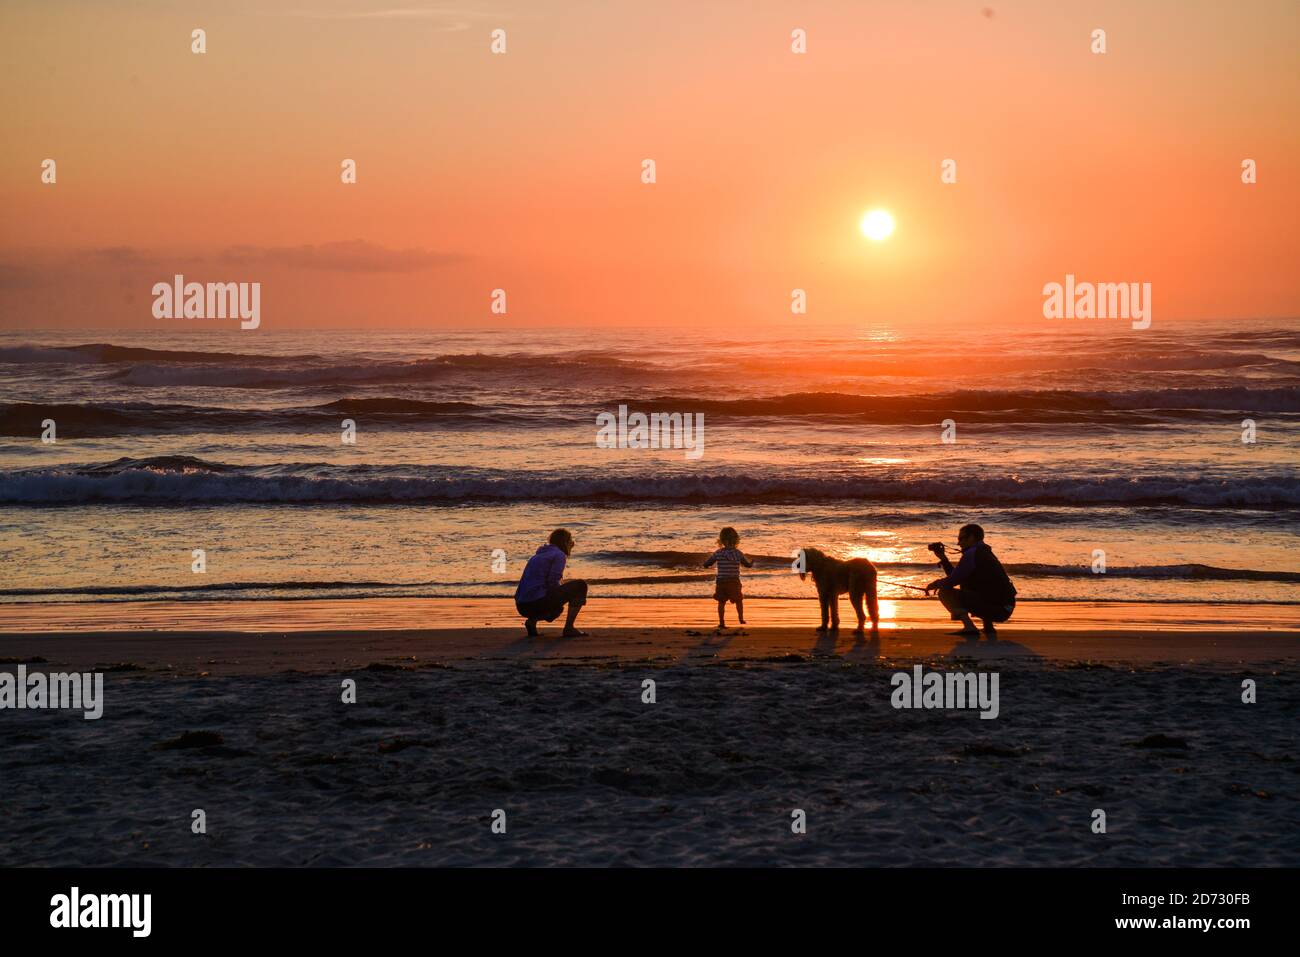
top-left (1, 320), bottom-right (1297, 609)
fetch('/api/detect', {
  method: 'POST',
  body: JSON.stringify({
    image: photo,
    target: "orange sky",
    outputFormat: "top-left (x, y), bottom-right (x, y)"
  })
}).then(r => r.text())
top-left (2, 0), bottom-right (1297, 330)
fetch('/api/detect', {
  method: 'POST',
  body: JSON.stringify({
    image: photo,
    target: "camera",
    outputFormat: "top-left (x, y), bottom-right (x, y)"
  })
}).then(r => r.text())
top-left (927, 542), bottom-right (946, 554)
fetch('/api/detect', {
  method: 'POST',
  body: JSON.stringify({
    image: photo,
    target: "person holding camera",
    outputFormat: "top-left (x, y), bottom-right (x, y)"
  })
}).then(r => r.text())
top-left (923, 523), bottom-right (1017, 639)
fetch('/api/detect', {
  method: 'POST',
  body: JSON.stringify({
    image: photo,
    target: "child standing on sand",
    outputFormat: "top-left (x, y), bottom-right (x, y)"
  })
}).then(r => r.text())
top-left (703, 526), bottom-right (753, 630)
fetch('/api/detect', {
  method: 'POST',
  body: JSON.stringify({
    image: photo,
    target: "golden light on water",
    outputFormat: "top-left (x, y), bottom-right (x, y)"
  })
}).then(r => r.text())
top-left (844, 534), bottom-right (926, 611)
top-left (847, 540), bottom-right (905, 565)
top-left (877, 599), bottom-right (900, 629)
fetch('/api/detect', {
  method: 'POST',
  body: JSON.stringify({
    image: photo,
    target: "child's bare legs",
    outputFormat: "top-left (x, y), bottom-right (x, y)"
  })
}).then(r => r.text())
top-left (524, 617), bottom-right (539, 637)
top-left (736, 598), bottom-right (745, 625)
top-left (716, 600), bottom-right (726, 628)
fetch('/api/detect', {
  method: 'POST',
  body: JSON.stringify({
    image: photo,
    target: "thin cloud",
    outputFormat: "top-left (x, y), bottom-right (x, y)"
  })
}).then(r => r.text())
top-left (0, 241), bottom-right (466, 281)
top-left (218, 240), bottom-right (466, 273)
top-left (275, 7), bottom-right (509, 30)
top-left (0, 264), bottom-right (40, 289)
top-left (81, 247), bottom-right (163, 267)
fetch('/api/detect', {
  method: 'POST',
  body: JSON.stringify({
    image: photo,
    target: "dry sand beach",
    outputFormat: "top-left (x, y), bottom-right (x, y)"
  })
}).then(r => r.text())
top-left (2, 598), bottom-right (1296, 867)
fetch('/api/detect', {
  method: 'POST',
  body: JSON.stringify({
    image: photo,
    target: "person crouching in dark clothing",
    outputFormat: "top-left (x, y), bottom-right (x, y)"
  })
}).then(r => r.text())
top-left (515, 528), bottom-right (588, 638)
top-left (923, 523), bottom-right (1017, 639)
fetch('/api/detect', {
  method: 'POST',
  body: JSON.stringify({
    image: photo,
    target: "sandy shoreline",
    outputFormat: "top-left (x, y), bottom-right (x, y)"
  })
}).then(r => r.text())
top-left (0, 598), bottom-right (1296, 675)
top-left (3, 598), bottom-right (1295, 867)
top-left (3, 596), bottom-right (1297, 635)
top-left (1, 626), bottom-right (1298, 677)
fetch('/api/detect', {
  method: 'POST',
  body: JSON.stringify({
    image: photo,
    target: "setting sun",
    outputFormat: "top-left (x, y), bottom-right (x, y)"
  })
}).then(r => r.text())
top-left (860, 209), bottom-right (896, 241)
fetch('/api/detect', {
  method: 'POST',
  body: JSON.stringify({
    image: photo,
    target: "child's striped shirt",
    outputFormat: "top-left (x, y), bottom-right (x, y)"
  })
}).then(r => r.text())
top-left (704, 547), bottom-right (752, 580)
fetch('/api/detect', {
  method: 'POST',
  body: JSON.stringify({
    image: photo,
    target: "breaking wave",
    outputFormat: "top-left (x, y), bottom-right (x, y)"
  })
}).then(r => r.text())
top-left (4, 385), bottom-right (1296, 436)
top-left (4, 458), bottom-right (1297, 506)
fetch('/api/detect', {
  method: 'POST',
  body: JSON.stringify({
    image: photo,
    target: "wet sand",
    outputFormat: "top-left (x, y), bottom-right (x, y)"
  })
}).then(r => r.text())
top-left (0, 624), bottom-right (1297, 677)
top-left (2, 597), bottom-right (1296, 675)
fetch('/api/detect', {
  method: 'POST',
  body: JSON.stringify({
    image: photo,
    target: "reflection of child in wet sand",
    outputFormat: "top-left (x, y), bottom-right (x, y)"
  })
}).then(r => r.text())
top-left (703, 526), bottom-right (753, 631)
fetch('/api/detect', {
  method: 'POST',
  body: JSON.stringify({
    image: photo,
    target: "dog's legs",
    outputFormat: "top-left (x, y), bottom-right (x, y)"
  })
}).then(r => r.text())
top-left (828, 592), bottom-right (840, 629)
top-left (867, 585), bottom-right (880, 636)
top-left (850, 589), bottom-right (866, 632)
top-left (817, 591), bottom-right (830, 631)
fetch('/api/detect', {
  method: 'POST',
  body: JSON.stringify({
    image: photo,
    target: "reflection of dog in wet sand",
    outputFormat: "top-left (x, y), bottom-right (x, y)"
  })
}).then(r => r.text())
top-left (798, 548), bottom-right (880, 636)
